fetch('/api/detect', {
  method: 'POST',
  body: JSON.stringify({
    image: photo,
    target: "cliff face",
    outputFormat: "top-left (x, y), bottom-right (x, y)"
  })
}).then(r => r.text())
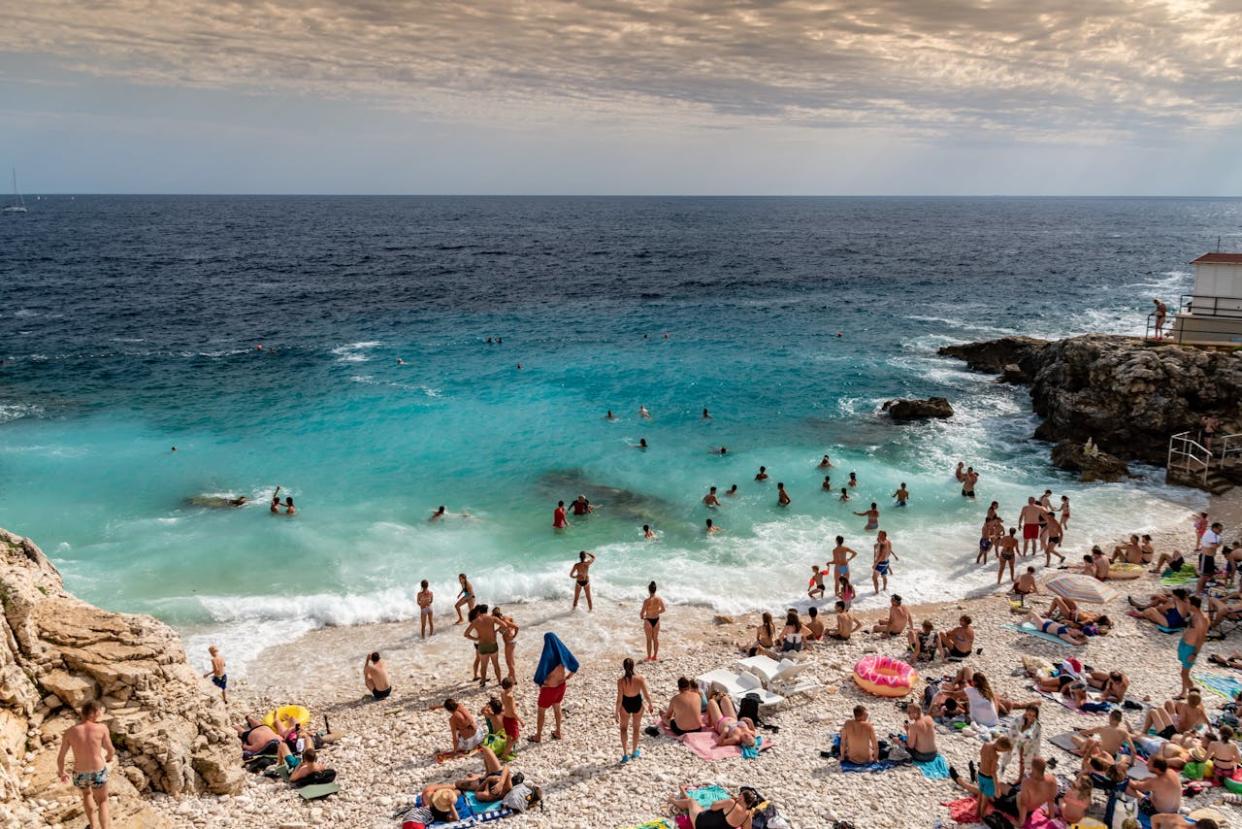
top-left (0, 528), bottom-right (241, 827)
top-left (940, 335), bottom-right (1242, 467)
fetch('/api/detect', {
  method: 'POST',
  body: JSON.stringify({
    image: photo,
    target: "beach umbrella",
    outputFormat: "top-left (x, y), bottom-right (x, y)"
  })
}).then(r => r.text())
top-left (1043, 573), bottom-right (1117, 604)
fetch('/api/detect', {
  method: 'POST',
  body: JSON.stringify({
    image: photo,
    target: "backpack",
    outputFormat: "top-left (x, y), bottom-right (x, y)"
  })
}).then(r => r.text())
top-left (738, 693), bottom-right (762, 726)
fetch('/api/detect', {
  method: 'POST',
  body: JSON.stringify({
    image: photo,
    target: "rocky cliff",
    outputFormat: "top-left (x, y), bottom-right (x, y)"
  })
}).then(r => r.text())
top-left (940, 335), bottom-right (1242, 468)
top-left (0, 528), bottom-right (241, 828)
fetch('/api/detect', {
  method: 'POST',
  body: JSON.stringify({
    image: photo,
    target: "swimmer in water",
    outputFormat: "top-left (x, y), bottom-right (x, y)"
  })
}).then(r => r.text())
top-left (848, 471), bottom-right (857, 488)
top-left (430, 505), bottom-right (447, 522)
top-left (855, 502), bottom-right (879, 530)
top-left (703, 486), bottom-right (721, 507)
top-left (634, 438), bottom-right (647, 449)
top-left (818, 454), bottom-right (833, 469)
top-left (822, 475), bottom-right (832, 491)
top-left (705, 518), bottom-right (720, 535)
top-left (570, 551), bottom-right (596, 612)
top-left (570, 495), bottom-right (593, 516)
top-left (892, 483), bottom-right (909, 507)
top-left (777, 482), bottom-right (791, 507)
top-left (755, 466), bottom-right (769, 481)
top-left (839, 487), bottom-right (850, 502)
top-left (702, 408), bottom-right (711, 419)
top-left (284, 496), bottom-right (296, 516)
top-left (397, 357), bottom-right (406, 366)
top-left (643, 524), bottom-right (656, 540)
top-left (713, 446), bottom-right (727, 455)
top-left (954, 462), bottom-right (965, 482)
top-left (269, 486), bottom-right (282, 514)
top-left (606, 410), bottom-right (617, 420)
top-left (725, 484), bottom-right (738, 496)
top-left (553, 501), bottom-right (568, 530)
top-left (639, 405), bottom-right (651, 419)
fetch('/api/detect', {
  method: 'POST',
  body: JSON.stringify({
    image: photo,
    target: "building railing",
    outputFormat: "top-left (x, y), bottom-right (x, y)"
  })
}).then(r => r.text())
top-left (1145, 293), bottom-right (1242, 345)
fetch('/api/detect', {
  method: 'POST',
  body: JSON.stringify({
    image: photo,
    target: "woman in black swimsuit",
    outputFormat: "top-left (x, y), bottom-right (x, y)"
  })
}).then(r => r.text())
top-left (614, 658), bottom-right (653, 764)
top-left (570, 551), bottom-right (596, 611)
top-left (671, 786), bottom-right (760, 829)
top-left (640, 581), bottom-right (666, 662)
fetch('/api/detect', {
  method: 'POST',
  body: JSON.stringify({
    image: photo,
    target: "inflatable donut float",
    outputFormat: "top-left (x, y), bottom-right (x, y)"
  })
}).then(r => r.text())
top-left (263, 704), bottom-right (311, 729)
top-left (1107, 563), bottom-right (1144, 580)
top-left (853, 654), bottom-right (917, 698)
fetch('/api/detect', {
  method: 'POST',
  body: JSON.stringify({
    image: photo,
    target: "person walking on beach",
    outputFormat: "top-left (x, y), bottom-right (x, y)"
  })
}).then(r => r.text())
top-left (1178, 596), bottom-right (1208, 698)
top-left (614, 658), bottom-right (653, 764)
top-left (855, 502), bottom-right (879, 530)
top-left (465, 605), bottom-right (504, 686)
top-left (203, 645), bottom-right (227, 704)
top-left (364, 652), bottom-right (392, 700)
top-left (531, 632), bottom-right (577, 743)
top-left (57, 701), bottom-right (115, 829)
top-left (1043, 511), bottom-right (1066, 566)
top-left (640, 581), bottom-right (665, 661)
top-left (1018, 498), bottom-right (1045, 557)
top-left (997, 530), bottom-right (1018, 584)
top-left (831, 536), bottom-right (857, 593)
top-left (454, 574), bottom-right (475, 624)
top-left (418, 580), bottom-right (435, 638)
top-left (569, 551), bottom-right (596, 611)
top-left (871, 530), bottom-right (897, 592)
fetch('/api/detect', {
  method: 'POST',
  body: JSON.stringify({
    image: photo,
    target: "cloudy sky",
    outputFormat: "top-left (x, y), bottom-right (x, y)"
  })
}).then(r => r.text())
top-left (3, 0), bottom-right (1242, 194)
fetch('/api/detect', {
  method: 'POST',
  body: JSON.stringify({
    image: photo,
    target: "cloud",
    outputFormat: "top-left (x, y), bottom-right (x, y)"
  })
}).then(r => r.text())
top-left (4, 0), bottom-right (1242, 140)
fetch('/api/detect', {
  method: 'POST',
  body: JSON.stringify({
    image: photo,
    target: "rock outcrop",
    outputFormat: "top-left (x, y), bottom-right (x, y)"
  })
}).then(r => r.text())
top-left (943, 334), bottom-right (1242, 466)
top-left (882, 397), bottom-right (954, 421)
top-left (0, 528), bottom-right (241, 828)
top-left (1049, 439), bottom-right (1131, 483)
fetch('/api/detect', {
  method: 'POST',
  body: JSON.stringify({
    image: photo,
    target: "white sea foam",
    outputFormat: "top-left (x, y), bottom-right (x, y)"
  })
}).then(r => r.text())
top-left (331, 341), bottom-right (381, 363)
top-left (0, 402), bottom-right (44, 423)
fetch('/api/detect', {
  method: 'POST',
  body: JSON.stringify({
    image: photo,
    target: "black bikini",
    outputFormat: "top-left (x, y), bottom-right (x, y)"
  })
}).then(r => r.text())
top-left (622, 693), bottom-right (644, 714)
top-left (646, 616), bottom-right (660, 628)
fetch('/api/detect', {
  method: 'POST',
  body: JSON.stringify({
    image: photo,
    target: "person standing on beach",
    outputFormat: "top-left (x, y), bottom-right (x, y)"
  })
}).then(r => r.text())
top-left (498, 678), bottom-right (522, 756)
top-left (871, 530), bottom-right (897, 592)
top-left (1059, 495), bottom-right (1071, 529)
top-left (614, 658), bottom-right (653, 764)
top-left (854, 502), bottom-right (879, 530)
top-left (831, 536), bottom-right (857, 594)
top-left (1178, 596), bottom-right (1208, 698)
top-left (996, 529), bottom-right (1018, 584)
top-left (491, 607), bottom-right (519, 683)
top-left (892, 483), bottom-right (910, 507)
top-left (641, 582), bottom-right (665, 661)
top-left (1043, 511), bottom-right (1066, 566)
top-left (531, 632), bottom-right (577, 743)
top-left (418, 580), bottom-right (435, 638)
top-left (1018, 498), bottom-right (1045, 557)
top-left (949, 734), bottom-right (1012, 822)
top-left (1154, 298), bottom-right (1168, 338)
top-left (777, 482), bottom-right (791, 506)
top-left (569, 551), bottom-right (596, 611)
top-left (454, 574), bottom-right (475, 624)
top-left (203, 645), bottom-right (227, 704)
top-left (57, 701), bottom-right (115, 829)
top-left (364, 652), bottom-right (392, 700)
top-left (1196, 521), bottom-right (1224, 595)
top-left (553, 500), bottom-right (568, 530)
top-left (465, 604), bottom-right (503, 686)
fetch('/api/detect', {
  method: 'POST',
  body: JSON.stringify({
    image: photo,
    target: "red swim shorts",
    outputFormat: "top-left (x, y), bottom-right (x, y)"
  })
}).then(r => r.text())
top-left (537, 683), bottom-right (566, 709)
top-left (502, 716), bottom-right (520, 739)
top-left (1023, 523), bottom-right (1039, 540)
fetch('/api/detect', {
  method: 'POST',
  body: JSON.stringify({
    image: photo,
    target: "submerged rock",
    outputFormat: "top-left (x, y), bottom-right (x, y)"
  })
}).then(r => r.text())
top-left (881, 397), bottom-right (954, 421)
top-left (1049, 439), bottom-right (1130, 482)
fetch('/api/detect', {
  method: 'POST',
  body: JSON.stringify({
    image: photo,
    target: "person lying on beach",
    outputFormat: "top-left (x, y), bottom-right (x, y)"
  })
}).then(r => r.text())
top-left (707, 692), bottom-right (756, 748)
top-left (236, 716), bottom-right (282, 757)
top-left (939, 615), bottom-right (976, 658)
top-left (840, 705), bottom-right (881, 763)
top-left (668, 785), bottom-right (761, 829)
top-left (908, 619), bottom-right (942, 662)
top-left (1022, 611), bottom-right (1087, 644)
top-left (662, 677), bottom-right (705, 736)
top-left (1209, 651), bottom-right (1242, 670)
top-left (741, 612), bottom-right (776, 657)
top-left (421, 784), bottom-right (460, 823)
top-left (1084, 669), bottom-right (1129, 702)
top-left (828, 601), bottom-right (861, 641)
top-left (1128, 589), bottom-right (1190, 629)
top-left (363, 651), bottom-right (391, 700)
top-left (871, 594), bottom-right (911, 635)
top-left (1048, 595), bottom-right (1084, 623)
top-left (454, 746), bottom-right (513, 803)
top-left (948, 734), bottom-right (1012, 822)
top-left (903, 703), bottom-right (938, 762)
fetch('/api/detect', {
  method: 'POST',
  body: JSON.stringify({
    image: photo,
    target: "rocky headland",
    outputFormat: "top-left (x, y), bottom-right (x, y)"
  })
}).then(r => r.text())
top-left (940, 334), bottom-right (1242, 478)
top-left (0, 529), bottom-right (240, 829)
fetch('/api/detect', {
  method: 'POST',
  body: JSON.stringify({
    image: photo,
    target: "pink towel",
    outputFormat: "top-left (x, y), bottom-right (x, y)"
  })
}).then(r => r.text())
top-left (680, 731), bottom-right (773, 761)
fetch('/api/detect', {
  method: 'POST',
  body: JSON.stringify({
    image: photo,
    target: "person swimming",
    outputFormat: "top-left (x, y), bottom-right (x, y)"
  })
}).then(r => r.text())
top-left (754, 466), bottom-right (768, 481)
top-left (776, 482), bottom-right (791, 506)
top-left (818, 454), bottom-right (833, 469)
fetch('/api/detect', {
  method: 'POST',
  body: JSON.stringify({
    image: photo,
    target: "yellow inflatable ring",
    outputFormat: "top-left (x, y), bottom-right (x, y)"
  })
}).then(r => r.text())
top-left (1107, 563), bottom-right (1144, 580)
top-left (263, 704), bottom-right (311, 729)
top-left (852, 655), bottom-right (917, 698)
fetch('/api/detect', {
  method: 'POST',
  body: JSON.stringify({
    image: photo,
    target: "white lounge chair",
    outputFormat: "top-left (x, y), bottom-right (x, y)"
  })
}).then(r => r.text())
top-left (768, 661), bottom-right (819, 698)
top-left (696, 669), bottom-right (784, 708)
top-left (735, 655), bottom-right (785, 685)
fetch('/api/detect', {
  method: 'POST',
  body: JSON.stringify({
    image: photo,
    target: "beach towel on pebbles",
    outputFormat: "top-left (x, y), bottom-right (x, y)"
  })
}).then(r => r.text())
top-left (1195, 672), bottom-right (1242, 700)
top-left (406, 793), bottom-right (514, 828)
top-left (681, 732), bottom-right (772, 761)
top-left (914, 754), bottom-right (950, 779)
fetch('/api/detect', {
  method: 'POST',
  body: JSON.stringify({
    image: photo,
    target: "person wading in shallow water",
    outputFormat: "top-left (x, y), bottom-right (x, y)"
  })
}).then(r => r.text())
top-left (570, 551), bottom-right (596, 611)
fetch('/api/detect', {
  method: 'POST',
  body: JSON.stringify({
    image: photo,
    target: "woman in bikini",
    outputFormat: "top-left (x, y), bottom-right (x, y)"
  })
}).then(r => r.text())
top-left (706, 692), bottom-right (756, 748)
top-left (777, 610), bottom-right (804, 653)
top-left (854, 502), bottom-right (879, 531)
top-left (1208, 725), bottom-right (1239, 783)
top-left (614, 658), bottom-right (653, 764)
top-left (491, 607), bottom-right (519, 683)
top-left (741, 612), bottom-right (776, 658)
top-left (454, 574), bottom-right (475, 624)
top-left (640, 581), bottom-right (666, 662)
top-left (670, 785), bottom-right (761, 829)
top-left (569, 551), bottom-right (596, 611)
top-left (1023, 610), bottom-right (1087, 645)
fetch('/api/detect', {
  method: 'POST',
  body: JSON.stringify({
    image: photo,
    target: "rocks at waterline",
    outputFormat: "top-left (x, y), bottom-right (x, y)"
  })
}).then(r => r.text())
top-left (881, 397), bottom-right (954, 421)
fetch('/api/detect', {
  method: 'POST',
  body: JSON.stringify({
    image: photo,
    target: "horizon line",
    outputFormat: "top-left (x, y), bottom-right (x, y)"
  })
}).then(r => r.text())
top-left (11, 192), bottom-right (1242, 199)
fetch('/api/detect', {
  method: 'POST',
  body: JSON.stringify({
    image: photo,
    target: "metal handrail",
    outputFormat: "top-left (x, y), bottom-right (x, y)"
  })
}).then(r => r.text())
top-left (1167, 430), bottom-right (1212, 486)
top-left (1220, 433), bottom-right (1242, 467)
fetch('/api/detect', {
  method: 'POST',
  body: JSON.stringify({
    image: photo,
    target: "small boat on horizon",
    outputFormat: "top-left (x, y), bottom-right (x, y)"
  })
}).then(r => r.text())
top-left (3, 168), bottom-right (28, 213)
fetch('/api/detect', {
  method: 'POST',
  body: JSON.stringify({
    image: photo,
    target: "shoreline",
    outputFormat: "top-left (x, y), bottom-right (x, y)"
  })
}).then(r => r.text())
top-left (151, 488), bottom-right (1242, 829)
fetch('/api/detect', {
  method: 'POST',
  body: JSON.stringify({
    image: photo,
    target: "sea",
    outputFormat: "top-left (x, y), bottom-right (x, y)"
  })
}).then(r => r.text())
top-left (2, 196), bottom-right (1238, 673)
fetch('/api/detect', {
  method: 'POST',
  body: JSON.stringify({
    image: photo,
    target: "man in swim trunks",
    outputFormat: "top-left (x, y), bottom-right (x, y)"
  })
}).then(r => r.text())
top-left (854, 502), bottom-right (879, 530)
top-left (465, 604), bottom-right (504, 686)
top-left (1016, 757), bottom-right (1058, 828)
top-left (1018, 498), bottom-right (1046, 557)
top-left (808, 565), bottom-right (827, 599)
top-left (904, 703), bottom-right (938, 762)
top-left (58, 701), bottom-right (115, 829)
top-left (364, 651), bottom-right (392, 700)
top-left (552, 500), bottom-right (568, 529)
top-left (830, 537), bottom-right (857, 594)
top-left (569, 551), bottom-right (596, 611)
top-left (961, 466), bottom-right (979, 498)
top-left (703, 486), bottom-right (721, 507)
top-left (1153, 298), bottom-right (1168, 338)
top-left (1196, 521), bottom-right (1224, 596)
top-left (871, 530), bottom-right (897, 593)
top-left (1111, 534), bottom-right (1142, 564)
top-left (1043, 511), bottom-right (1066, 565)
top-left (418, 579), bottom-right (435, 638)
top-left (1127, 756), bottom-right (1181, 816)
top-left (871, 594), bottom-right (911, 635)
top-left (806, 606), bottom-right (825, 640)
top-left (203, 644), bottom-right (227, 703)
top-left (892, 482), bottom-right (910, 507)
top-left (1178, 595), bottom-right (1208, 698)
top-left (499, 677), bottom-right (522, 755)
top-left (949, 734), bottom-right (1012, 822)
top-left (829, 600), bottom-right (861, 640)
top-left (662, 677), bottom-right (704, 736)
top-left (444, 698), bottom-right (484, 755)
top-left (840, 705), bottom-right (880, 763)
top-left (1013, 566), bottom-right (1038, 603)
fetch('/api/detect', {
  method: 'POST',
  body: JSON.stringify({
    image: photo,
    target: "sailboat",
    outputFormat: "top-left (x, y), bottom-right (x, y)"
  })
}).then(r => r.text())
top-left (4, 168), bottom-right (28, 213)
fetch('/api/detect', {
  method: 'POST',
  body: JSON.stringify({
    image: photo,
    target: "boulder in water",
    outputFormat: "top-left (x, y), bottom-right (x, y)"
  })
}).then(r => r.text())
top-left (882, 397), bottom-right (954, 421)
top-left (1050, 439), bottom-right (1130, 482)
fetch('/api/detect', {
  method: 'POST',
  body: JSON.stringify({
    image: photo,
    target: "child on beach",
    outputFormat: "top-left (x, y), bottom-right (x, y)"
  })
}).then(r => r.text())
top-left (418, 580), bottom-right (434, 638)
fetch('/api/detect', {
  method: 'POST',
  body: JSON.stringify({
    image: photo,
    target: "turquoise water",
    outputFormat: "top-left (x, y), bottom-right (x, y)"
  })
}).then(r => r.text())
top-left (2, 196), bottom-right (1229, 670)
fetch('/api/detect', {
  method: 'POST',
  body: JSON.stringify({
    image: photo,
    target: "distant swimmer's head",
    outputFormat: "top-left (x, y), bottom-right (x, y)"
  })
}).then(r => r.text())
top-left (370, 652), bottom-right (381, 663)
top-left (639, 439), bottom-right (647, 448)
top-left (710, 486), bottom-right (717, 494)
top-left (705, 518), bottom-right (714, 528)
top-left (436, 506), bottom-right (445, 514)
top-left (719, 447), bottom-right (726, 454)
top-left (727, 485), bottom-right (737, 493)
top-left (285, 497), bottom-right (294, 506)
top-left (558, 500), bottom-right (565, 507)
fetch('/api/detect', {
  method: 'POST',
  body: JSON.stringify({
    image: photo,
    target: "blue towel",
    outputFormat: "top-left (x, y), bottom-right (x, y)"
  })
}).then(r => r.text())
top-left (1002, 623), bottom-right (1075, 647)
top-left (741, 735), bottom-right (762, 760)
top-left (914, 754), bottom-right (950, 779)
top-left (840, 759), bottom-right (897, 773)
top-left (686, 785), bottom-right (729, 808)
top-left (533, 631), bottom-right (579, 686)
top-left (1195, 672), bottom-right (1242, 700)
top-left (464, 792), bottom-right (504, 816)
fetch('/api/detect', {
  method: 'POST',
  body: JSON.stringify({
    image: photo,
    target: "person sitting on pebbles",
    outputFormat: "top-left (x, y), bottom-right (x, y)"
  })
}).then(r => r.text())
top-left (870, 594), bottom-right (911, 636)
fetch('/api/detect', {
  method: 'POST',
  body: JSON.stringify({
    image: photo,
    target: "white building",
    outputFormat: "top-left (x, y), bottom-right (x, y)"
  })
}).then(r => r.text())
top-left (1169, 252), bottom-right (1242, 346)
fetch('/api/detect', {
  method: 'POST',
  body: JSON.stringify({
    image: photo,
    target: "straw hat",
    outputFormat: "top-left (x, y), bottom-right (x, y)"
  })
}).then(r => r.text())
top-left (431, 788), bottom-right (456, 811)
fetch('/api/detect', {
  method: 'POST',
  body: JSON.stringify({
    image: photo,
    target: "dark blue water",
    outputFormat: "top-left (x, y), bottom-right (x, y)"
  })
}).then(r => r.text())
top-left (0, 196), bottom-right (1232, 669)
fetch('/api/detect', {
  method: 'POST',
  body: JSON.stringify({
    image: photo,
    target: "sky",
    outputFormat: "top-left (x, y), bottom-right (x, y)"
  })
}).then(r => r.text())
top-left (2, 0), bottom-right (1242, 195)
